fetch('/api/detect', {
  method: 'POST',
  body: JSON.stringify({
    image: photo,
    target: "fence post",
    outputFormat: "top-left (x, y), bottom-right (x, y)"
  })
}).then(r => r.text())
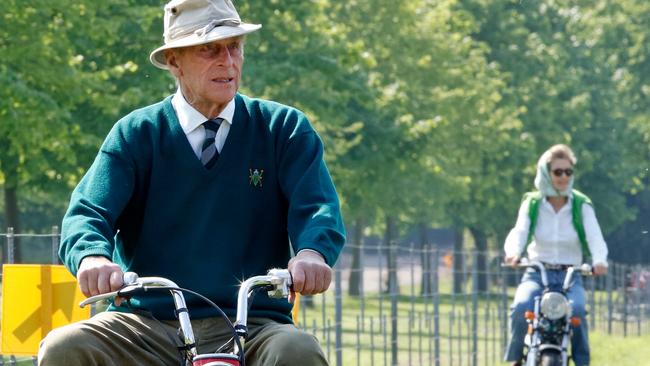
top-left (588, 271), bottom-right (596, 330)
top-left (378, 242), bottom-right (384, 334)
top-left (635, 265), bottom-right (642, 336)
top-left (334, 265), bottom-right (342, 366)
top-left (7, 227), bottom-right (15, 264)
top-left (51, 225), bottom-right (60, 264)
top-left (471, 251), bottom-right (478, 366)
top-left (622, 263), bottom-right (628, 337)
top-left (389, 241), bottom-right (398, 366)
top-left (321, 291), bottom-right (327, 349)
top-left (433, 248), bottom-right (440, 366)
top-left (500, 258), bottom-right (509, 357)
top-left (360, 237), bottom-right (365, 332)
top-left (606, 262), bottom-right (613, 335)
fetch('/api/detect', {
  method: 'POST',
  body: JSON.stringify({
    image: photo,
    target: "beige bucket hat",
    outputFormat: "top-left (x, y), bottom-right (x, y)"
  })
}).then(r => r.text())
top-left (149, 0), bottom-right (261, 69)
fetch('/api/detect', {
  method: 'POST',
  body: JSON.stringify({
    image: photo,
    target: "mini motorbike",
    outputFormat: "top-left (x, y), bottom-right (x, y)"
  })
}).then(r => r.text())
top-left (80, 268), bottom-right (292, 366)
top-left (511, 259), bottom-right (591, 366)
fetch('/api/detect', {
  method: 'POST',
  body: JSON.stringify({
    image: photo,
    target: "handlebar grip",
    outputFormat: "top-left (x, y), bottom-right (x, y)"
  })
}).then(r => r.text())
top-left (79, 271), bottom-right (140, 308)
top-left (123, 271), bottom-right (139, 285)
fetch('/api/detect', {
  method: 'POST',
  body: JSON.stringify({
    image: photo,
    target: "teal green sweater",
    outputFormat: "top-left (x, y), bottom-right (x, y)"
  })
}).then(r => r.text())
top-left (60, 94), bottom-right (346, 322)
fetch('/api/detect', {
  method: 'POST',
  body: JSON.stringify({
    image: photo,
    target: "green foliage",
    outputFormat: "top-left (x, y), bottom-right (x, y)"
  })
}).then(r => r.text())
top-left (462, 0), bottom-right (650, 254)
top-left (1, 1), bottom-right (168, 232)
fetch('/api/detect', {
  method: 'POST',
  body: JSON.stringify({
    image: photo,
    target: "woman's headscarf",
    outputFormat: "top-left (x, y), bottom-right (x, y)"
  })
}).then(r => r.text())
top-left (533, 150), bottom-right (574, 197)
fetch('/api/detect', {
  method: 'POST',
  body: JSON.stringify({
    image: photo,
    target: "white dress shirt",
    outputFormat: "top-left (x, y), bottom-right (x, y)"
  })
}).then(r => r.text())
top-left (171, 88), bottom-right (235, 158)
top-left (504, 194), bottom-right (608, 266)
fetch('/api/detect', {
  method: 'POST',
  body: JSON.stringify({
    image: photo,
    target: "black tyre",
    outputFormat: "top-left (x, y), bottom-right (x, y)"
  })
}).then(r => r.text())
top-left (540, 350), bottom-right (562, 366)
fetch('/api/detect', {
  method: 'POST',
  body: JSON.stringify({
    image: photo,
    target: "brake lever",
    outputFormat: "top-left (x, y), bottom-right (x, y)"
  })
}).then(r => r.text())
top-left (79, 291), bottom-right (120, 308)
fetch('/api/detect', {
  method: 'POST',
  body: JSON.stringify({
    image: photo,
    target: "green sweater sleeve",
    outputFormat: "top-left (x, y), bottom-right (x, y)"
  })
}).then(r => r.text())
top-left (278, 127), bottom-right (346, 266)
top-left (60, 124), bottom-right (136, 275)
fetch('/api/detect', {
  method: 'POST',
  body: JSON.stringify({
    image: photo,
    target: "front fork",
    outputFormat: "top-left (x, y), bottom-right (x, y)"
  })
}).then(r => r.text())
top-left (559, 321), bottom-right (571, 366)
top-left (524, 298), bottom-right (572, 366)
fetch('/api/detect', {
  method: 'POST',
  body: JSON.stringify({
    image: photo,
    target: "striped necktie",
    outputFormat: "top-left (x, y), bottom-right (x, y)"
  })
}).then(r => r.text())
top-left (201, 118), bottom-right (223, 169)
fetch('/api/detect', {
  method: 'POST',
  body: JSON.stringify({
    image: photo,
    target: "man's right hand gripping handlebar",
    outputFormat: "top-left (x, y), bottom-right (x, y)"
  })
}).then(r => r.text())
top-left (77, 256), bottom-right (127, 305)
top-left (79, 270), bottom-right (140, 308)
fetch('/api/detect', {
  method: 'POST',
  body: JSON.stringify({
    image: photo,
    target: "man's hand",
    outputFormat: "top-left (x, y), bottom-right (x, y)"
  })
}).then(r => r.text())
top-left (77, 256), bottom-right (124, 298)
top-left (288, 250), bottom-right (332, 302)
top-left (504, 255), bottom-right (521, 266)
top-left (593, 263), bottom-right (608, 276)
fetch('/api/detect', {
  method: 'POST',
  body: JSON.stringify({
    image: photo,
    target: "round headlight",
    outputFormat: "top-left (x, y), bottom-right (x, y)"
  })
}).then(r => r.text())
top-left (540, 292), bottom-right (569, 320)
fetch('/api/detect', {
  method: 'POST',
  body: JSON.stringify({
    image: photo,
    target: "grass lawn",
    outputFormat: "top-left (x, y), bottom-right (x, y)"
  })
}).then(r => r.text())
top-left (0, 356), bottom-right (34, 365)
top-left (297, 287), bottom-right (650, 366)
top-left (590, 331), bottom-right (650, 365)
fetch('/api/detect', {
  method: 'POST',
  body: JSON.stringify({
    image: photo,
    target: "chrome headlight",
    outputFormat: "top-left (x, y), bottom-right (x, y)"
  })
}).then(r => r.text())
top-left (540, 292), bottom-right (569, 320)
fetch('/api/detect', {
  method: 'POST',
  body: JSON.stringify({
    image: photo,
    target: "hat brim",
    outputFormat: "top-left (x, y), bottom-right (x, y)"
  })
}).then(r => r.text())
top-left (149, 23), bottom-right (261, 69)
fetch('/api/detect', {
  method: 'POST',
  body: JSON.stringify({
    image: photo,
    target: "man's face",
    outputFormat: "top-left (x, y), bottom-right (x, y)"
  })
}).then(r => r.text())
top-left (167, 36), bottom-right (244, 115)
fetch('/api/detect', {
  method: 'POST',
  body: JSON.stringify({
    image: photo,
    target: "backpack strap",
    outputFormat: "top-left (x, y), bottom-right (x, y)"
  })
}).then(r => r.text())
top-left (571, 189), bottom-right (592, 260)
top-left (523, 191), bottom-right (542, 255)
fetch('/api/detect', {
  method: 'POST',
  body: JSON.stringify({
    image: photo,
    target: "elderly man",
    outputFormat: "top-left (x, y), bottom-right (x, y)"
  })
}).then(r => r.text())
top-left (38, 0), bottom-right (345, 365)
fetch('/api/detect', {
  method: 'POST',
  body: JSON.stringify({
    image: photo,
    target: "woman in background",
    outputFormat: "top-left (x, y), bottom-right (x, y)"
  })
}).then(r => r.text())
top-left (503, 144), bottom-right (608, 366)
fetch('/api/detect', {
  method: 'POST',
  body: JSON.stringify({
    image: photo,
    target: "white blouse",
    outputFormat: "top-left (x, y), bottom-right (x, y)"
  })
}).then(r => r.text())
top-left (504, 195), bottom-right (608, 266)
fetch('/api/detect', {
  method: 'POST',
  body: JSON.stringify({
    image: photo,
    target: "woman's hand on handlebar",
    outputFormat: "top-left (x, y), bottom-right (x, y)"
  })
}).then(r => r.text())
top-left (504, 255), bottom-right (521, 266)
top-left (593, 263), bottom-right (608, 276)
top-left (77, 256), bottom-right (125, 304)
top-left (288, 250), bottom-right (332, 302)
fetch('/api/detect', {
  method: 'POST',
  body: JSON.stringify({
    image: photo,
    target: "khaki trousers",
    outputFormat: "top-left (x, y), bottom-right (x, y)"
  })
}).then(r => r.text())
top-left (38, 311), bottom-right (327, 366)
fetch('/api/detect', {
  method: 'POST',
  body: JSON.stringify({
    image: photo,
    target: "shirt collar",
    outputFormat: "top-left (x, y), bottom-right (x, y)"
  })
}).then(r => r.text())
top-left (171, 88), bottom-right (235, 134)
top-left (542, 194), bottom-right (573, 211)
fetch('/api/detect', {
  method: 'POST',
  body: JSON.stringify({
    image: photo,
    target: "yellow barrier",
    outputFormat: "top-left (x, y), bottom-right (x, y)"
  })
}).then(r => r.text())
top-left (1, 265), bottom-right (90, 356)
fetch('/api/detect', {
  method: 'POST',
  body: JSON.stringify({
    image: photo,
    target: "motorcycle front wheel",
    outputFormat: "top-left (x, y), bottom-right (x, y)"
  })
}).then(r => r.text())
top-left (539, 350), bottom-right (562, 366)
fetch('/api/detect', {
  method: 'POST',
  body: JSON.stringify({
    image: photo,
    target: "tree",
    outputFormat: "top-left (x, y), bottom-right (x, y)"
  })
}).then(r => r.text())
top-left (0, 1), bottom-right (165, 261)
top-left (1, 1), bottom-right (93, 260)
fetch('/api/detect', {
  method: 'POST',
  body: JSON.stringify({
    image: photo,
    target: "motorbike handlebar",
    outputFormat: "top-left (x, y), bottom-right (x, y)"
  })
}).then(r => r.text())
top-left (77, 268), bottom-right (293, 359)
top-left (502, 259), bottom-right (592, 289)
top-left (501, 259), bottom-right (592, 274)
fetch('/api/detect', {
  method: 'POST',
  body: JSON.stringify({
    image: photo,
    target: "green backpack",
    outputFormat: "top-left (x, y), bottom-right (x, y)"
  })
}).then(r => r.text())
top-left (522, 189), bottom-right (592, 260)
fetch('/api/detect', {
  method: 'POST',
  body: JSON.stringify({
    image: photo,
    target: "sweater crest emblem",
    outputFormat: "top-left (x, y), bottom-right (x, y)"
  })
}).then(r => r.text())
top-left (249, 169), bottom-right (264, 187)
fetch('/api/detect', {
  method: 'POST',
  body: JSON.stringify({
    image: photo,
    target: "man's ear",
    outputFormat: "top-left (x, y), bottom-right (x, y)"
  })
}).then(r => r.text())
top-left (165, 49), bottom-right (182, 77)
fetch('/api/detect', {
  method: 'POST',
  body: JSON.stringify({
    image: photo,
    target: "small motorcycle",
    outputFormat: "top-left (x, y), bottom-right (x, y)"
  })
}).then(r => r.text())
top-left (512, 259), bottom-right (591, 366)
top-left (80, 268), bottom-right (293, 366)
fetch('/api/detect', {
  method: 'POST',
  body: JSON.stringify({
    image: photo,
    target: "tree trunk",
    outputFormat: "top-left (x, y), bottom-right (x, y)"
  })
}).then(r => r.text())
top-left (419, 223), bottom-right (432, 295)
top-left (4, 185), bottom-right (21, 263)
top-left (384, 215), bottom-right (399, 294)
top-left (453, 226), bottom-right (464, 294)
top-left (348, 217), bottom-right (365, 296)
top-left (469, 227), bottom-right (489, 292)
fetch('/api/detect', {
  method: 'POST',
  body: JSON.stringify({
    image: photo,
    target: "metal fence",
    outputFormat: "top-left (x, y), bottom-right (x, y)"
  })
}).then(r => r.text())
top-left (303, 242), bottom-right (650, 366)
top-left (2, 230), bottom-right (649, 365)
